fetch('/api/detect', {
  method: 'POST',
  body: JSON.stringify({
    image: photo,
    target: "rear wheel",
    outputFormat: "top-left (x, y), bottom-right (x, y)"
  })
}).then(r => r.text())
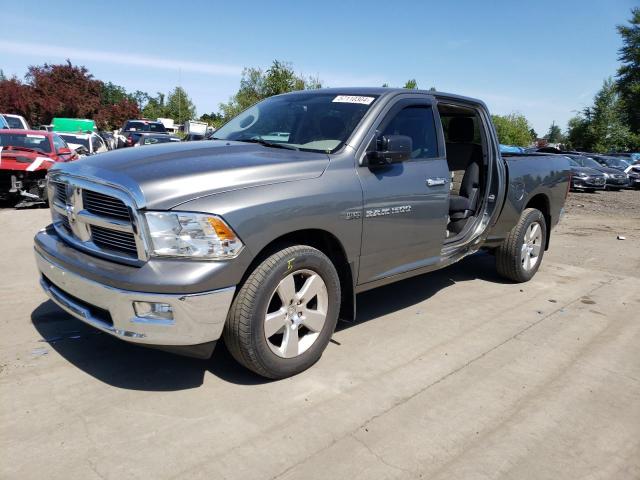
top-left (496, 208), bottom-right (547, 283)
top-left (223, 245), bottom-right (341, 379)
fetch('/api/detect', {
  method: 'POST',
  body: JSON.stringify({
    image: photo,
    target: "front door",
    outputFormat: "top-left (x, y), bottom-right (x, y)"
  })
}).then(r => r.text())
top-left (356, 99), bottom-right (450, 284)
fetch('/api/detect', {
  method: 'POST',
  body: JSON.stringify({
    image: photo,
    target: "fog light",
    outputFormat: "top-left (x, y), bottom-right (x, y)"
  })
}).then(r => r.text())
top-left (133, 301), bottom-right (174, 320)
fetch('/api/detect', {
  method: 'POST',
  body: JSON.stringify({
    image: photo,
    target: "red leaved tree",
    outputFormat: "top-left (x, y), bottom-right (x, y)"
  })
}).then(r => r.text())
top-left (25, 60), bottom-right (102, 126)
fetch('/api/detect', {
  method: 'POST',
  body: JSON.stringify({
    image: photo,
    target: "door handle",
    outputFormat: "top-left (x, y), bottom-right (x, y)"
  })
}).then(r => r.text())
top-left (426, 178), bottom-right (447, 187)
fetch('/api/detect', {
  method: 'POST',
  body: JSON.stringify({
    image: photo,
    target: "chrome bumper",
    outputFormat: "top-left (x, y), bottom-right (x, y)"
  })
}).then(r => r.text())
top-left (35, 250), bottom-right (235, 346)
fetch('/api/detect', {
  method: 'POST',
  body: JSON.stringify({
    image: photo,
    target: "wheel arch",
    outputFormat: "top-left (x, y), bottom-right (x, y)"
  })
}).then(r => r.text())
top-left (239, 229), bottom-right (356, 322)
top-left (524, 193), bottom-right (551, 250)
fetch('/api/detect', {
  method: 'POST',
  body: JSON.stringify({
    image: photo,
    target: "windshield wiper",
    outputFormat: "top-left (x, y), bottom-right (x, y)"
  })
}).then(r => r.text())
top-left (236, 138), bottom-right (299, 151)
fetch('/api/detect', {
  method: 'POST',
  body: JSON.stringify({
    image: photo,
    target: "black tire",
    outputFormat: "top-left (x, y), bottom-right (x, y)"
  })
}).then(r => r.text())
top-left (223, 245), bottom-right (341, 379)
top-left (496, 208), bottom-right (547, 283)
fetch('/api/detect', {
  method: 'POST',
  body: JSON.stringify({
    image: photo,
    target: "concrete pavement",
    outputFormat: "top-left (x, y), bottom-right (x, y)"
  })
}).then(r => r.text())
top-left (1, 208), bottom-right (638, 479)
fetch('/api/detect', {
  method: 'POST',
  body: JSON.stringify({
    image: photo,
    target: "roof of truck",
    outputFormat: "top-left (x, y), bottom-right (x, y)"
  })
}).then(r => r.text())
top-left (276, 87), bottom-right (484, 106)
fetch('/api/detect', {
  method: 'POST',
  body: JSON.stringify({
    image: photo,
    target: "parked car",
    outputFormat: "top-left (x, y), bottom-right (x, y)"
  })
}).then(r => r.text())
top-left (58, 132), bottom-right (109, 156)
top-left (588, 154), bottom-right (631, 172)
top-left (133, 133), bottom-right (181, 146)
top-left (563, 154), bottom-right (629, 190)
top-left (607, 152), bottom-right (640, 163)
top-left (1, 114), bottom-right (30, 130)
top-left (625, 165), bottom-right (640, 189)
top-left (0, 129), bottom-right (77, 207)
top-left (566, 157), bottom-right (605, 192)
top-left (35, 88), bottom-right (570, 378)
top-left (119, 120), bottom-right (168, 147)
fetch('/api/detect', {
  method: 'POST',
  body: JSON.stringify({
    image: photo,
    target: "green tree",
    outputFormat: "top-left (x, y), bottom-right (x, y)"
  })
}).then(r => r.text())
top-left (141, 92), bottom-right (165, 120)
top-left (403, 79), bottom-right (418, 89)
top-left (529, 128), bottom-right (537, 139)
top-left (219, 60), bottom-right (323, 122)
top-left (0, 69), bottom-right (6, 82)
top-left (200, 112), bottom-right (224, 128)
top-left (164, 86), bottom-right (196, 124)
top-left (566, 78), bottom-right (635, 151)
top-left (545, 121), bottom-right (564, 143)
top-left (565, 115), bottom-right (589, 150)
top-left (491, 113), bottom-right (535, 146)
top-left (616, 8), bottom-right (640, 135)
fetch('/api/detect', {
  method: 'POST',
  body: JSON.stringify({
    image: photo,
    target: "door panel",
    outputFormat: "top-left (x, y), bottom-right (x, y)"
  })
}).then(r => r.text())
top-left (356, 101), bottom-right (449, 284)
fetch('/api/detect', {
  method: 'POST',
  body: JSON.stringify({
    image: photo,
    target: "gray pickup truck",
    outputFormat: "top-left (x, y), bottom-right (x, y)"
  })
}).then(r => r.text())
top-left (34, 88), bottom-right (569, 378)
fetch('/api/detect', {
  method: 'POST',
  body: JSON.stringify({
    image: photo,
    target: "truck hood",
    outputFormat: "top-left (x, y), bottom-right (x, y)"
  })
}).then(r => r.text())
top-left (51, 140), bottom-right (330, 209)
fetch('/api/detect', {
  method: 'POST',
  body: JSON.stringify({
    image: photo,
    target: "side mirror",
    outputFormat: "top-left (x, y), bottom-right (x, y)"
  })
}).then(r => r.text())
top-left (74, 145), bottom-right (90, 156)
top-left (366, 135), bottom-right (412, 167)
top-left (57, 147), bottom-right (72, 155)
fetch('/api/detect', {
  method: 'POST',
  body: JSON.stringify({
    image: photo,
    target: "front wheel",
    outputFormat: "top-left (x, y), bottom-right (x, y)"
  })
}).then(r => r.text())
top-left (223, 245), bottom-right (341, 379)
top-left (496, 208), bottom-right (547, 283)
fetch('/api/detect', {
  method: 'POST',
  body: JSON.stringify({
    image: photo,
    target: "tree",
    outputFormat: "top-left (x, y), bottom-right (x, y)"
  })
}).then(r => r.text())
top-left (200, 112), bottom-right (223, 127)
top-left (565, 115), bottom-right (589, 150)
top-left (141, 92), bottom-right (165, 120)
top-left (164, 86), bottom-right (196, 124)
top-left (219, 60), bottom-right (323, 122)
top-left (545, 121), bottom-right (564, 143)
top-left (403, 79), bottom-right (418, 89)
top-left (529, 128), bottom-right (537, 139)
top-left (566, 78), bottom-right (636, 151)
top-left (0, 76), bottom-right (32, 120)
top-left (0, 70), bottom-right (6, 82)
top-left (491, 113), bottom-right (535, 146)
top-left (25, 61), bottom-right (102, 126)
top-left (616, 8), bottom-right (640, 134)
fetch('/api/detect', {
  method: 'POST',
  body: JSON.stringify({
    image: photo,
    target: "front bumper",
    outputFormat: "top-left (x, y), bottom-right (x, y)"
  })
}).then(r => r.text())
top-left (572, 176), bottom-right (605, 189)
top-left (35, 249), bottom-right (235, 347)
top-left (605, 176), bottom-right (629, 188)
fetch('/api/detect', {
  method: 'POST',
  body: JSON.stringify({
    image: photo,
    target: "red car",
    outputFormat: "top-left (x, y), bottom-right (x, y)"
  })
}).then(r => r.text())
top-left (0, 129), bottom-right (78, 207)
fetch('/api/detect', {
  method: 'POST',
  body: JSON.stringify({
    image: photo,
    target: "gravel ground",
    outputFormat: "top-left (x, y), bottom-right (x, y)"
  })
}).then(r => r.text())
top-left (565, 187), bottom-right (640, 218)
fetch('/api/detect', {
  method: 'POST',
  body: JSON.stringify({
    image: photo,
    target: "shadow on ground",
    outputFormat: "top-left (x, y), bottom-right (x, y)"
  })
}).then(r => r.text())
top-left (31, 252), bottom-right (503, 391)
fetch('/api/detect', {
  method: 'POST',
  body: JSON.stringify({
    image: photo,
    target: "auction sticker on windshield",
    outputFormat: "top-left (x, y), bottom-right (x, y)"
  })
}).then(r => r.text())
top-left (332, 95), bottom-right (375, 105)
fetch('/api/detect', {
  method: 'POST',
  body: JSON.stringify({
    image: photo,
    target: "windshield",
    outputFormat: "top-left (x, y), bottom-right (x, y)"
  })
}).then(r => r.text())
top-left (4, 116), bottom-right (24, 129)
top-left (568, 158), bottom-right (580, 167)
top-left (59, 134), bottom-right (89, 149)
top-left (581, 157), bottom-right (601, 168)
top-left (142, 136), bottom-right (178, 144)
top-left (124, 121), bottom-right (166, 133)
top-left (603, 157), bottom-right (629, 168)
top-left (0, 132), bottom-right (52, 153)
top-left (213, 92), bottom-right (379, 153)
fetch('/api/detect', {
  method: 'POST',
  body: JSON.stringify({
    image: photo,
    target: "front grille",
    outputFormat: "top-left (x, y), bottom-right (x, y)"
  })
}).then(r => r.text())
top-left (90, 225), bottom-right (138, 256)
top-left (49, 175), bottom-right (144, 264)
top-left (60, 215), bottom-right (72, 232)
top-left (54, 182), bottom-right (67, 204)
top-left (83, 190), bottom-right (131, 220)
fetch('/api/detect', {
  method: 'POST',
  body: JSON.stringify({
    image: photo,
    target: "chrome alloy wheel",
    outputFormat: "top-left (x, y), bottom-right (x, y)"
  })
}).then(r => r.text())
top-left (521, 221), bottom-right (543, 271)
top-left (264, 269), bottom-right (329, 358)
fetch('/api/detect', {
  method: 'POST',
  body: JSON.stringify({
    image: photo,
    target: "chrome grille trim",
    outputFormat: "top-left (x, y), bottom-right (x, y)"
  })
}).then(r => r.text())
top-left (83, 190), bottom-right (131, 219)
top-left (48, 173), bottom-right (148, 266)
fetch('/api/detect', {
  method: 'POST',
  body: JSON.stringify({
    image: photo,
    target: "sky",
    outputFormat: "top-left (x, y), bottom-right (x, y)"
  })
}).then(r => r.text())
top-left (0, 0), bottom-right (636, 135)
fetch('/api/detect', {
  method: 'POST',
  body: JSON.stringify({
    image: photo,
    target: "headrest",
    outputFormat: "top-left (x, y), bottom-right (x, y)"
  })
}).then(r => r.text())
top-left (448, 117), bottom-right (474, 143)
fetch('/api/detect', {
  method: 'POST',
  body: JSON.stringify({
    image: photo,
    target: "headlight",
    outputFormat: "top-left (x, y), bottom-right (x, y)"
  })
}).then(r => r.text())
top-left (576, 172), bottom-right (589, 178)
top-left (144, 211), bottom-right (243, 259)
top-left (602, 172), bottom-right (610, 178)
